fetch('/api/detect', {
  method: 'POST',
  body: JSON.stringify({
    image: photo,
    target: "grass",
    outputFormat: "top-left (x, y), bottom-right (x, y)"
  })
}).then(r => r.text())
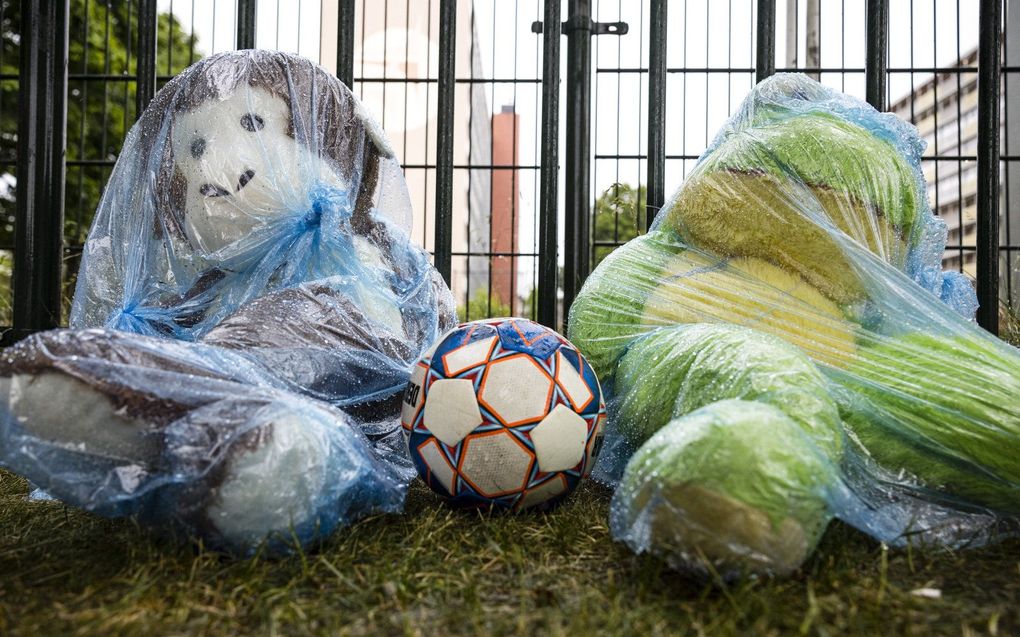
top-left (3, 316), bottom-right (1018, 635)
top-left (2, 470), bottom-right (1018, 636)
top-left (1002, 302), bottom-right (1020, 349)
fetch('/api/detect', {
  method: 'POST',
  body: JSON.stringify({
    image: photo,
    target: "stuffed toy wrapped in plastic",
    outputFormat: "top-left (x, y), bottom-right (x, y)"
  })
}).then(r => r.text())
top-left (569, 74), bottom-right (1019, 579)
top-left (0, 51), bottom-right (457, 554)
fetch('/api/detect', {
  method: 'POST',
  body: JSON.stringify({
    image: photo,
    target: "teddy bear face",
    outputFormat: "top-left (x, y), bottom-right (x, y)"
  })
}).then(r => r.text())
top-left (170, 85), bottom-right (348, 256)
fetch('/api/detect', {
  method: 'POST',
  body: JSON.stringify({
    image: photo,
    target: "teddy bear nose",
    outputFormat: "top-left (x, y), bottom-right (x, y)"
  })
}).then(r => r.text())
top-left (190, 137), bottom-right (206, 159)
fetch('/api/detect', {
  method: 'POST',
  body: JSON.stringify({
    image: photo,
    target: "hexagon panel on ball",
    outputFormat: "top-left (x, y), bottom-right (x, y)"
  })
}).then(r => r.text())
top-left (401, 317), bottom-right (606, 511)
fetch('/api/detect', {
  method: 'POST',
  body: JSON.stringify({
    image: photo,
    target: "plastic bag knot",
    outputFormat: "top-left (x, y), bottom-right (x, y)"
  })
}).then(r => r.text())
top-left (111, 303), bottom-right (155, 334)
top-left (304, 185), bottom-right (353, 232)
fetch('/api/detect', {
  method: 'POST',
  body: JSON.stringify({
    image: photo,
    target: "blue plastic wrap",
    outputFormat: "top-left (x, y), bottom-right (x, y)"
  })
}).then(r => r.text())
top-left (569, 74), bottom-right (1019, 578)
top-left (0, 51), bottom-right (456, 554)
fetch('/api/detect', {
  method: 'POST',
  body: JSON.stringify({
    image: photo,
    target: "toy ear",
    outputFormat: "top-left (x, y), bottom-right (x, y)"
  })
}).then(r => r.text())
top-left (349, 141), bottom-right (414, 286)
top-left (352, 140), bottom-right (381, 234)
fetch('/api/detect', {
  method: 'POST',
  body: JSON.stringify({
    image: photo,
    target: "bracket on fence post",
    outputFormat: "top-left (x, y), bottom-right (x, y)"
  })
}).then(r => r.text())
top-left (530, 19), bottom-right (628, 36)
top-left (533, 2), bottom-right (627, 331)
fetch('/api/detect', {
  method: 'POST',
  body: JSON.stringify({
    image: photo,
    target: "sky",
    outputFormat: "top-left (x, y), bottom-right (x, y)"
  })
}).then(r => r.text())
top-left (166, 0), bottom-right (982, 291)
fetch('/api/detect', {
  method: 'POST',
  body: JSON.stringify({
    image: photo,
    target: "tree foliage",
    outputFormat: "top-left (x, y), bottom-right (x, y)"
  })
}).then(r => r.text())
top-left (593, 183), bottom-right (645, 267)
top-left (0, 0), bottom-right (200, 324)
top-left (458, 288), bottom-right (512, 322)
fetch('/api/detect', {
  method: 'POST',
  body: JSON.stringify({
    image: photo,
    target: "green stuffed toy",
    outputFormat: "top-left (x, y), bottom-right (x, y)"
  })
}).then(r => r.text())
top-left (569, 229), bottom-right (859, 377)
top-left (662, 111), bottom-right (920, 305)
top-left (612, 399), bottom-right (839, 579)
top-left (613, 324), bottom-right (842, 457)
top-left (570, 74), bottom-right (1020, 579)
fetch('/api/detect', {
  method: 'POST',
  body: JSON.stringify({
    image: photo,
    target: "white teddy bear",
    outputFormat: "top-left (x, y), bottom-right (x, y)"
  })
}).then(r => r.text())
top-left (0, 51), bottom-right (455, 553)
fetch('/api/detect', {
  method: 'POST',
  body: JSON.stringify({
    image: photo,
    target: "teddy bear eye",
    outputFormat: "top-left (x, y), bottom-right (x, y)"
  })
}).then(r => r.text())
top-left (240, 113), bottom-right (265, 132)
top-left (190, 137), bottom-right (206, 159)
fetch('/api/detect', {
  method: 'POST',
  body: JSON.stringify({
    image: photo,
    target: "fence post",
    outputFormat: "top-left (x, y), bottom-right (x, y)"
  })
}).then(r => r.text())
top-left (865, 0), bottom-right (888, 110)
top-left (562, 0), bottom-right (593, 326)
top-left (977, 0), bottom-right (1002, 334)
top-left (756, 0), bottom-right (776, 83)
top-left (11, 0), bottom-right (69, 341)
top-left (136, 0), bottom-right (158, 117)
top-left (336, 0), bottom-right (356, 89)
top-left (646, 0), bottom-right (667, 230)
top-left (434, 0), bottom-right (456, 285)
top-left (236, 0), bottom-right (257, 50)
top-left (537, 0), bottom-right (561, 329)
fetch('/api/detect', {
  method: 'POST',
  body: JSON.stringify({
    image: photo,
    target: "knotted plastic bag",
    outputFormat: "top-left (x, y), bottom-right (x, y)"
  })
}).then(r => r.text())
top-left (0, 50), bottom-right (456, 554)
top-left (569, 73), bottom-right (1019, 578)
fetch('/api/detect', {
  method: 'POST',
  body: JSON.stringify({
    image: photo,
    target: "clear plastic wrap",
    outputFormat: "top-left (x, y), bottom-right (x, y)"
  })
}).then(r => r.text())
top-left (0, 329), bottom-right (408, 552)
top-left (569, 74), bottom-right (1020, 578)
top-left (611, 398), bottom-right (841, 579)
top-left (0, 51), bottom-right (456, 553)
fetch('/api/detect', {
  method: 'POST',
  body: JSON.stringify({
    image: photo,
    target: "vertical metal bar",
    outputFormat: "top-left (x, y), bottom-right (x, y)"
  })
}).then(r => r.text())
top-left (682, 1), bottom-right (688, 179)
top-left (1006, 0), bottom-right (1020, 310)
top-left (562, 0), bottom-right (592, 322)
top-left (646, 0), bottom-right (667, 230)
top-left (976, 0), bottom-right (1001, 334)
top-left (841, 0), bottom-right (847, 92)
top-left (755, 0), bottom-right (775, 83)
top-left (865, 0), bottom-right (888, 110)
top-left (74, 1), bottom-right (90, 250)
top-left (538, 0), bottom-right (561, 329)
top-left (956, 1), bottom-right (965, 282)
top-left (13, 0), bottom-right (70, 339)
top-left (136, 0), bottom-right (158, 118)
top-left (635, 0), bottom-right (645, 221)
top-left (531, 2), bottom-right (543, 322)
top-left (486, 4), bottom-right (495, 319)
top-left (381, 1), bottom-right (389, 128)
top-left (423, 0), bottom-right (434, 252)
top-left (125, 0), bottom-right (133, 130)
top-left (358, 0), bottom-right (367, 96)
top-left (337, 0), bottom-right (356, 88)
top-left (591, 2), bottom-right (601, 267)
top-left (785, 0), bottom-right (797, 67)
top-left (434, 0), bottom-right (456, 285)
top-left (704, 4), bottom-right (710, 148)
top-left (509, 1), bottom-right (521, 317)
top-left (273, 0), bottom-right (279, 50)
top-left (236, 0), bottom-right (257, 49)
top-left (612, 1), bottom-right (621, 253)
top-left (167, 0), bottom-right (174, 73)
top-left (806, 0), bottom-right (819, 79)
top-left (401, 0), bottom-right (411, 163)
top-left (463, 3), bottom-right (474, 317)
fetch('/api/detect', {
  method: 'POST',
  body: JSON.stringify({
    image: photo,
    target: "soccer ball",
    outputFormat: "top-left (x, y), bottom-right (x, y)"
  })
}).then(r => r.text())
top-left (401, 317), bottom-right (606, 510)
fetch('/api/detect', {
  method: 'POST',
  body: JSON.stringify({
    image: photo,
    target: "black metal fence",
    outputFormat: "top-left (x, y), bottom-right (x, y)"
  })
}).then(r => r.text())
top-left (2, 0), bottom-right (1015, 343)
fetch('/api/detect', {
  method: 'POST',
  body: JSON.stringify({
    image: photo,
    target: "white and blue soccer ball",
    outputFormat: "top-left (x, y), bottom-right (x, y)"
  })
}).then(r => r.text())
top-left (401, 317), bottom-right (605, 510)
